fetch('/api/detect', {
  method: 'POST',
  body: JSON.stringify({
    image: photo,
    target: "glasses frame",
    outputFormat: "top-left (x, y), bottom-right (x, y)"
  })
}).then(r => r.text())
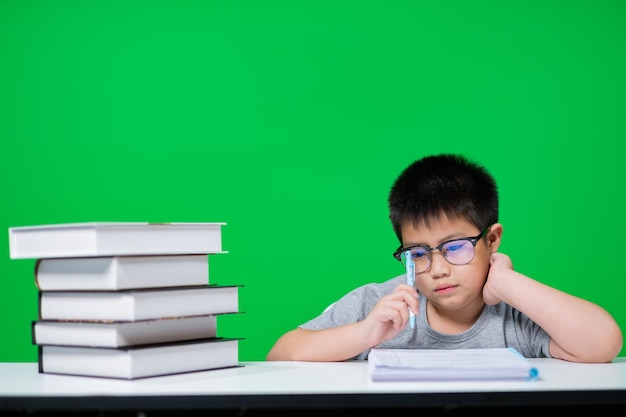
top-left (392, 225), bottom-right (492, 270)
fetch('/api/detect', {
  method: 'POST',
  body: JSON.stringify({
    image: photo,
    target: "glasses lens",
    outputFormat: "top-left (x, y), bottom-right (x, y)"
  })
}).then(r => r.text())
top-left (441, 240), bottom-right (475, 265)
top-left (405, 247), bottom-right (430, 272)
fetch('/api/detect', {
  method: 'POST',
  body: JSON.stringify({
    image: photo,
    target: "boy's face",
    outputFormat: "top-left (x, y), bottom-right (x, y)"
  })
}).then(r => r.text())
top-left (400, 216), bottom-right (502, 313)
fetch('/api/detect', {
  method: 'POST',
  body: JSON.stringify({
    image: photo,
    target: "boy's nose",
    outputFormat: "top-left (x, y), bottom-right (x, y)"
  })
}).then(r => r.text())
top-left (428, 250), bottom-right (450, 277)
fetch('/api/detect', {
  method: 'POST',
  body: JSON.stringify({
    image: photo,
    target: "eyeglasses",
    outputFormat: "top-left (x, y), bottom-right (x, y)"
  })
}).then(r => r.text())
top-left (392, 226), bottom-right (491, 273)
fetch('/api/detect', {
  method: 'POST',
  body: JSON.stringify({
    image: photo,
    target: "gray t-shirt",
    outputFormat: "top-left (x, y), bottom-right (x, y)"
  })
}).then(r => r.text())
top-left (300, 275), bottom-right (552, 360)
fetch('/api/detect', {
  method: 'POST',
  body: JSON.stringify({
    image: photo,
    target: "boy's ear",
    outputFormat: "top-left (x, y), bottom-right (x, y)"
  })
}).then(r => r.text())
top-left (487, 223), bottom-right (503, 253)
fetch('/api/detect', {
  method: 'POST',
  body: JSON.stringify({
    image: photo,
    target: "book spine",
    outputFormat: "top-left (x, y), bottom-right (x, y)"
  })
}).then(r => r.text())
top-left (37, 291), bottom-right (43, 320)
top-left (31, 321), bottom-right (37, 345)
top-left (34, 259), bottom-right (43, 290)
top-left (37, 345), bottom-right (44, 374)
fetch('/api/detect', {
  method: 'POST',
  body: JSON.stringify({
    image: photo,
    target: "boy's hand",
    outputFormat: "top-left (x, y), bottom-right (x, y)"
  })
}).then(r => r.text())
top-left (482, 252), bottom-right (513, 305)
top-left (361, 284), bottom-right (419, 346)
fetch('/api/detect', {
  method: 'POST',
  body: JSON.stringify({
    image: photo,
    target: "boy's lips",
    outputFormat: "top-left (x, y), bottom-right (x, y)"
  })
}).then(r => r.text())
top-left (434, 284), bottom-right (457, 293)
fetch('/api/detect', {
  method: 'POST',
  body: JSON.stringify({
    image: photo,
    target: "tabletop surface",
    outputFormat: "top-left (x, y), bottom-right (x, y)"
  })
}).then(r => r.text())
top-left (1, 358), bottom-right (625, 412)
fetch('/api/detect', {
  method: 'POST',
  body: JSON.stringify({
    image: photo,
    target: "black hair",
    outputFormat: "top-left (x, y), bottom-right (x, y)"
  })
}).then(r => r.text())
top-left (388, 153), bottom-right (499, 243)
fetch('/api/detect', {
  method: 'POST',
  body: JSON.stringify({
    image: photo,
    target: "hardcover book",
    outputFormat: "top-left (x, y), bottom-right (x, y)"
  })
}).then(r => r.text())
top-left (38, 285), bottom-right (240, 321)
top-left (32, 314), bottom-right (231, 348)
top-left (34, 254), bottom-right (210, 291)
top-left (38, 338), bottom-right (240, 379)
top-left (9, 222), bottom-right (226, 259)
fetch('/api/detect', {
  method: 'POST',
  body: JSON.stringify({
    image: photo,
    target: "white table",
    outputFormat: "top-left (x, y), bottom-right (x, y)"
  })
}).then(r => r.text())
top-left (1, 358), bottom-right (625, 414)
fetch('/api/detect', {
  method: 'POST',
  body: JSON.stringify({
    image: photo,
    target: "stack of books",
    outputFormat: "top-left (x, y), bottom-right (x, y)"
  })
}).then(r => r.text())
top-left (8, 222), bottom-right (242, 380)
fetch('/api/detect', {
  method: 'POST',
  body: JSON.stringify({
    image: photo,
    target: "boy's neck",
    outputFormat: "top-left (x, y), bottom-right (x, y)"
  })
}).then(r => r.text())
top-left (425, 298), bottom-right (485, 334)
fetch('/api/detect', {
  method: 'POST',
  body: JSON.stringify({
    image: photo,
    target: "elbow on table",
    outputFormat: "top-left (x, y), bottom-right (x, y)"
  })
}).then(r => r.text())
top-left (266, 329), bottom-right (302, 361)
top-left (577, 325), bottom-right (623, 363)
top-left (602, 326), bottom-right (624, 362)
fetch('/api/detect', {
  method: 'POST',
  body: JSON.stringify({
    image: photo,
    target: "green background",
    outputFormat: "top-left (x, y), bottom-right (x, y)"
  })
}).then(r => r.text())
top-left (1, 0), bottom-right (625, 362)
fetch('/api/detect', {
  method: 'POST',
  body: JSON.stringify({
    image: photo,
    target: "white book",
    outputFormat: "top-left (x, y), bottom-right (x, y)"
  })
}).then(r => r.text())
top-left (368, 347), bottom-right (539, 382)
top-left (38, 338), bottom-right (240, 379)
top-left (8, 222), bottom-right (226, 259)
top-left (39, 285), bottom-right (240, 321)
top-left (35, 255), bottom-right (210, 291)
top-left (32, 315), bottom-right (226, 348)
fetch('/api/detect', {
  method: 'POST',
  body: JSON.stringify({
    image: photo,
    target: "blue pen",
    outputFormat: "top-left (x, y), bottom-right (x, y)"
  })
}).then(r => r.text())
top-left (405, 250), bottom-right (416, 329)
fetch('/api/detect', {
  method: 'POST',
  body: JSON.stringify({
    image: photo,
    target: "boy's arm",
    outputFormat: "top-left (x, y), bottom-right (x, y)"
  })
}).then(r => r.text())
top-left (484, 253), bottom-right (623, 363)
top-left (266, 284), bottom-right (419, 361)
top-left (266, 325), bottom-right (374, 361)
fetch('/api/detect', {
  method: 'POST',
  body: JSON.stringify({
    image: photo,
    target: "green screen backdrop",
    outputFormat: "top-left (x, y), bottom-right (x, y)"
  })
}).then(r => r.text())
top-left (1, 0), bottom-right (625, 361)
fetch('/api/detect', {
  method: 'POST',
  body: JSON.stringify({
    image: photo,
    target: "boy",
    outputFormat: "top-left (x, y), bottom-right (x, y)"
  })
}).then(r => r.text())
top-left (266, 153), bottom-right (623, 363)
